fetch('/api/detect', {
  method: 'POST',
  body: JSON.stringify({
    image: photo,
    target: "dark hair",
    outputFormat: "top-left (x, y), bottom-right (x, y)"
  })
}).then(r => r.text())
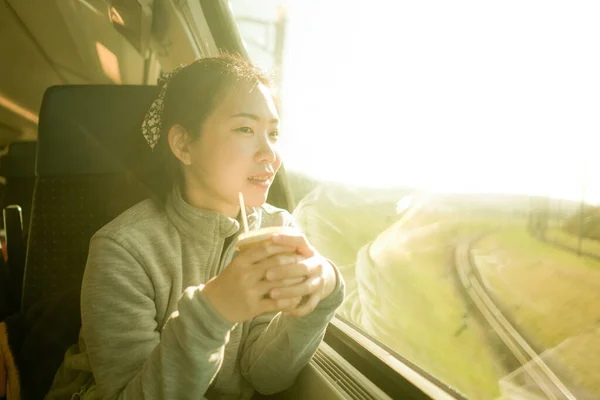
top-left (150, 54), bottom-right (273, 203)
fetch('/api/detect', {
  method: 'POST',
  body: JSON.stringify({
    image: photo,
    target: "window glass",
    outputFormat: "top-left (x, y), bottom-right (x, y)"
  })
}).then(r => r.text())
top-left (228, 0), bottom-right (285, 90)
top-left (231, 1), bottom-right (600, 398)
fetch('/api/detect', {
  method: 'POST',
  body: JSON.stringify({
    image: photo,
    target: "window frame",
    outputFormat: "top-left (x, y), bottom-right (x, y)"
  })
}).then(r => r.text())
top-left (205, 2), bottom-right (467, 398)
top-left (325, 316), bottom-right (468, 400)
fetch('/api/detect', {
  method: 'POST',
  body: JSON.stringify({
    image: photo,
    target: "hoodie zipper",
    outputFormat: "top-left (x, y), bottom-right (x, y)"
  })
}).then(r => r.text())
top-left (217, 238), bottom-right (237, 274)
top-left (213, 208), bottom-right (257, 277)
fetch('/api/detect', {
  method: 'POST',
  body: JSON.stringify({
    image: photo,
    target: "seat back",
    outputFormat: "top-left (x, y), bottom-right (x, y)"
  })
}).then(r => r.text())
top-left (21, 85), bottom-right (158, 311)
top-left (21, 83), bottom-right (292, 312)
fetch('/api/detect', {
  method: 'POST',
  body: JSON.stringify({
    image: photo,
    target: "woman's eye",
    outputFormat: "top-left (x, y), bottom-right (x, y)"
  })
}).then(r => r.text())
top-left (235, 127), bottom-right (253, 134)
top-left (269, 131), bottom-right (279, 141)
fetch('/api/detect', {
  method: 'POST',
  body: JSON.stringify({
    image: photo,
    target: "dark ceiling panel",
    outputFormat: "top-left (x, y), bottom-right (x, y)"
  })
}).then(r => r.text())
top-left (0, 1), bottom-right (64, 107)
top-left (7, 0), bottom-right (90, 77)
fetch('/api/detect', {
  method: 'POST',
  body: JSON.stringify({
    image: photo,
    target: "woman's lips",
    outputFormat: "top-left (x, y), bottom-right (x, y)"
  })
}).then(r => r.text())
top-left (247, 175), bottom-right (273, 189)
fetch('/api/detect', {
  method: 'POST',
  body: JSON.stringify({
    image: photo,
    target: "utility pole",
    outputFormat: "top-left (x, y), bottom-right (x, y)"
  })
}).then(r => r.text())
top-left (577, 165), bottom-right (589, 256)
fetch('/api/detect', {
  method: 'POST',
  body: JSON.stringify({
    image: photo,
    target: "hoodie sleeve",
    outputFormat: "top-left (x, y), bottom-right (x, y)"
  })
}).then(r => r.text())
top-left (238, 213), bottom-right (346, 395)
top-left (81, 235), bottom-right (236, 400)
top-left (240, 270), bottom-right (344, 395)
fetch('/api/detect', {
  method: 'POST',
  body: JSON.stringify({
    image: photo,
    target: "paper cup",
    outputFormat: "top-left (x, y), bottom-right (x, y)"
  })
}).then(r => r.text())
top-left (236, 226), bottom-right (298, 251)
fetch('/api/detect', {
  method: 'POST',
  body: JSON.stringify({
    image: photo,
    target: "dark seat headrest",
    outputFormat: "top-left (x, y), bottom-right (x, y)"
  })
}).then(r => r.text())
top-left (37, 85), bottom-right (160, 177)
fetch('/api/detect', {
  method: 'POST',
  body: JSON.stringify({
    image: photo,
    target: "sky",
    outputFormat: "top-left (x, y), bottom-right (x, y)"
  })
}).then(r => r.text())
top-left (231, 1), bottom-right (600, 204)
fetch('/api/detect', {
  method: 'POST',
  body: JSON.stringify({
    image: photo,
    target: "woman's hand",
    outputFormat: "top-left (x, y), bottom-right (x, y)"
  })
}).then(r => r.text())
top-left (203, 242), bottom-right (305, 323)
top-left (263, 233), bottom-right (337, 317)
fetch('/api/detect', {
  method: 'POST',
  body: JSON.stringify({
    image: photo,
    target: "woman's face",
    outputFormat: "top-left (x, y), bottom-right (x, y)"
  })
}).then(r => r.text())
top-left (174, 82), bottom-right (281, 217)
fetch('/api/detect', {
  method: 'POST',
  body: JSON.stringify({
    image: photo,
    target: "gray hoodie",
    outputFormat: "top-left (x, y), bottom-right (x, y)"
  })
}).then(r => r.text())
top-left (46, 187), bottom-right (345, 400)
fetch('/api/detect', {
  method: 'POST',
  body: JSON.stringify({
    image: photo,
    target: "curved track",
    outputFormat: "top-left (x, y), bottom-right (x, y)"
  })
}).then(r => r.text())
top-left (455, 237), bottom-right (575, 400)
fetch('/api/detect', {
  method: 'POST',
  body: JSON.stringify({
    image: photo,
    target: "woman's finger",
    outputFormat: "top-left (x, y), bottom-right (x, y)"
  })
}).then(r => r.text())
top-left (253, 276), bottom-right (306, 297)
top-left (275, 276), bottom-right (306, 287)
top-left (271, 233), bottom-right (314, 256)
top-left (237, 242), bottom-right (295, 265)
top-left (277, 296), bottom-right (303, 312)
top-left (256, 252), bottom-right (305, 270)
top-left (258, 296), bottom-right (303, 314)
top-left (284, 291), bottom-right (322, 317)
top-left (264, 256), bottom-right (321, 281)
top-left (246, 254), bottom-right (306, 284)
top-left (269, 276), bottom-right (322, 300)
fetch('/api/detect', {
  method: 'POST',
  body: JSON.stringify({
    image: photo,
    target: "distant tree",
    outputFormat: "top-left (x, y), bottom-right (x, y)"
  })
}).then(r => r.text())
top-left (563, 206), bottom-right (600, 241)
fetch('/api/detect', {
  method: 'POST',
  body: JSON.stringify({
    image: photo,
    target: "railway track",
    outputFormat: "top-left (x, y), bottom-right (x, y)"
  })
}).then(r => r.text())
top-left (455, 238), bottom-right (576, 400)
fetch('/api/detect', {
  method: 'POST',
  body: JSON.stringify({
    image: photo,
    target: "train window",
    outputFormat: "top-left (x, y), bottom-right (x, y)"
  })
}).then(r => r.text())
top-left (232, 1), bottom-right (599, 399)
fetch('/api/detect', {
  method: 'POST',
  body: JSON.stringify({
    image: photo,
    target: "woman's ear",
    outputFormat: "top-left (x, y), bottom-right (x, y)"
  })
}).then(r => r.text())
top-left (167, 125), bottom-right (192, 165)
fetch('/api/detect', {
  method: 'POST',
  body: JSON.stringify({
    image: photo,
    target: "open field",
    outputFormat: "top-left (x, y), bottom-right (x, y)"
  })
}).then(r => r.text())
top-left (289, 180), bottom-right (600, 398)
top-left (474, 228), bottom-right (600, 397)
top-left (293, 186), bottom-right (508, 399)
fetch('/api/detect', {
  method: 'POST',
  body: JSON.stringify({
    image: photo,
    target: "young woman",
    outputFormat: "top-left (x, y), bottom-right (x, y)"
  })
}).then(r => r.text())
top-left (46, 55), bottom-right (345, 399)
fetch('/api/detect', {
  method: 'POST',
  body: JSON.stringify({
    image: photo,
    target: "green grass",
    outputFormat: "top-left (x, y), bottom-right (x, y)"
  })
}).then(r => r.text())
top-left (544, 227), bottom-right (600, 260)
top-left (294, 191), bottom-right (507, 399)
top-left (290, 182), bottom-right (600, 397)
top-left (474, 227), bottom-right (600, 396)
top-left (351, 235), bottom-right (503, 399)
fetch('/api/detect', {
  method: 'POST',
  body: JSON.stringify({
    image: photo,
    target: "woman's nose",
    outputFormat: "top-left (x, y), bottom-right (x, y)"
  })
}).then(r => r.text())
top-left (256, 136), bottom-right (277, 164)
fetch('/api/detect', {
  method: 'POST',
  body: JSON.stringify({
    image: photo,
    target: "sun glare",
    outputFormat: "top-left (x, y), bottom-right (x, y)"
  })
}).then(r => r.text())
top-left (279, 0), bottom-right (600, 204)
